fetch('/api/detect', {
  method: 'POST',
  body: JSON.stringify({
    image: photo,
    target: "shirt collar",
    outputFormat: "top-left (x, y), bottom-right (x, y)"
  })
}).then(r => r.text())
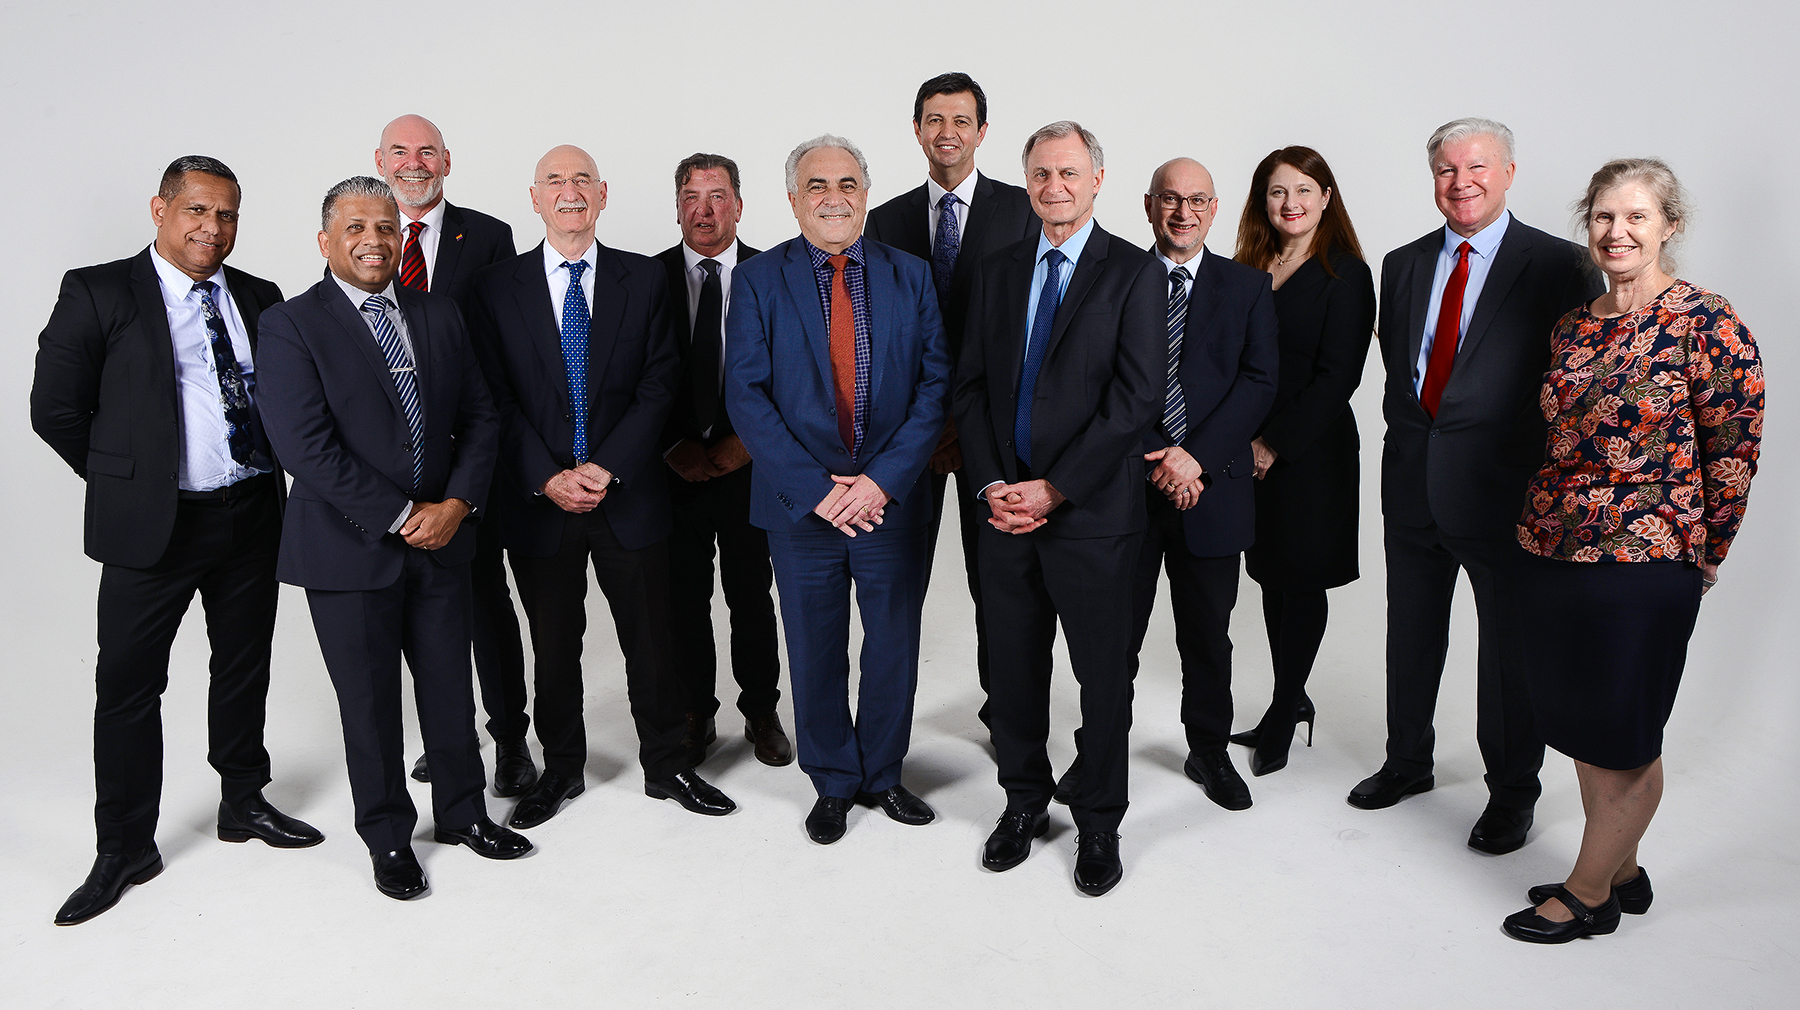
top-left (1157, 246), bottom-right (1205, 277)
top-left (331, 271), bottom-right (398, 311)
top-left (927, 171), bottom-right (980, 213)
top-left (1036, 216), bottom-right (1098, 267)
top-left (400, 199), bottom-right (447, 234)
top-left (805, 235), bottom-right (866, 270)
top-left (543, 238), bottom-right (599, 278)
top-left (1443, 208), bottom-right (1511, 260)
top-left (683, 240), bottom-right (739, 274)
top-left (147, 243), bottom-right (227, 300)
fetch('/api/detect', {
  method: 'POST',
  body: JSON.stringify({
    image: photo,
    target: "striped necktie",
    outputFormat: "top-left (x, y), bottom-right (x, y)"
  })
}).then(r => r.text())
top-left (1163, 265), bottom-right (1190, 445)
top-left (359, 294), bottom-right (423, 491)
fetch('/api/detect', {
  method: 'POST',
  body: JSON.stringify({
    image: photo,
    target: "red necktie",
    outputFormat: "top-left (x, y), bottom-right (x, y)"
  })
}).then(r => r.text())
top-left (828, 254), bottom-right (857, 452)
top-left (1420, 240), bottom-right (1471, 418)
top-left (399, 220), bottom-right (428, 292)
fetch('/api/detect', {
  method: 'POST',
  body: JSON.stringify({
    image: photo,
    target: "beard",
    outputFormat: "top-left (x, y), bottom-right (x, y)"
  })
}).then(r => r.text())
top-left (391, 173), bottom-right (443, 210)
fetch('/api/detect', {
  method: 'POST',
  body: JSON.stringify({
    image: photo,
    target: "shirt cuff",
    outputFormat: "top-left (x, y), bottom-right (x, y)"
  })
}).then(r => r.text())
top-left (388, 502), bottom-right (413, 534)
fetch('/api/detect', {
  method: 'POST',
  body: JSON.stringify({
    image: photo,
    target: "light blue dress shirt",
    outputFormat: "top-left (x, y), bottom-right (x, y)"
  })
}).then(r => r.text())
top-left (1413, 210), bottom-right (1511, 396)
top-left (1023, 216), bottom-right (1098, 355)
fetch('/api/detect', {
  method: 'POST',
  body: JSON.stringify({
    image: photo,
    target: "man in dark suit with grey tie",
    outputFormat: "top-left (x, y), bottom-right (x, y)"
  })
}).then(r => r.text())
top-left (954, 122), bottom-right (1164, 896)
top-left (865, 72), bottom-right (1039, 730)
top-left (1349, 118), bottom-right (1600, 856)
top-left (654, 153), bottom-right (791, 769)
top-left (256, 177), bottom-right (532, 901)
top-left (33, 156), bottom-right (322, 926)
top-left (374, 114), bottom-right (534, 796)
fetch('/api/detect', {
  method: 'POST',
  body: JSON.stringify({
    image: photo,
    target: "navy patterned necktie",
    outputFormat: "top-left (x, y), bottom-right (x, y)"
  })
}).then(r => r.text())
top-left (932, 191), bottom-right (961, 302)
top-left (1164, 266), bottom-right (1190, 445)
top-left (193, 281), bottom-right (256, 467)
top-left (1014, 248), bottom-right (1066, 470)
top-left (359, 294), bottom-right (423, 491)
top-left (561, 260), bottom-right (592, 464)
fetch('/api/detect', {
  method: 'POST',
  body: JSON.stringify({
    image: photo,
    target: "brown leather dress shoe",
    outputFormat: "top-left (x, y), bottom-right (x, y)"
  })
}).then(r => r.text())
top-left (745, 712), bottom-right (794, 766)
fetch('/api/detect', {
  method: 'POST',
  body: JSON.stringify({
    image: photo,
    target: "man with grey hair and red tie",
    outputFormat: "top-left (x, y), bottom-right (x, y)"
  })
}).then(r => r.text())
top-left (1349, 118), bottom-right (1599, 857)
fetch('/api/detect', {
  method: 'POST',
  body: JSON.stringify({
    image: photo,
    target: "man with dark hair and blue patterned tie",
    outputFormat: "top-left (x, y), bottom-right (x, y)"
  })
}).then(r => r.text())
top-left (33, 155), bottom-right (323, 925)
top-left (255, 176), bottom-right (532, 901)
top-left (952, 122), bottom-right (1164, 896)
top-left (465, 146), bottom-right (737, 832)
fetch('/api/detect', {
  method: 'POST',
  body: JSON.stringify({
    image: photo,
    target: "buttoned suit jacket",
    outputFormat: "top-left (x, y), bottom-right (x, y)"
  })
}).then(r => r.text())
top-left (954, 223), bottom-right (1166, 539)
top-left (466, 241), bottom-right (679, 556)
top-left (1377, 218), bottom-right (1600, 540)
top-left (1140, 248), bottom-right (1279, 557)
top-left (31, 247), bottom-right (285, 569)
top-left (724, 236), bottom-right (950, 532)
top-left (655, 239), bottom-right (762, 447)
top-left (254, 273), bottom-right (498, 591)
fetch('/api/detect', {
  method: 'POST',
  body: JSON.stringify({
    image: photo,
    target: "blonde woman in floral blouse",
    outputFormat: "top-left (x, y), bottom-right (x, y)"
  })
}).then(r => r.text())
top-left (1503, 158), bottom-right (1764, 944)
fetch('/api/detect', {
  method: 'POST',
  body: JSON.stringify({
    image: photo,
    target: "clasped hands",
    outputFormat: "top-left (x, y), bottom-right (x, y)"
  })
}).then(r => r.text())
top-left (666, 435), bottom-right (751, 482)
top-left (400, 498), bottom-right (470, 550)
top-left (1146, 445), bottom-right (1204, 510)
top-left (542, 462), bottom-right (614, 513)
top-left (815, 473), bottom-right (888, 536)
top-left (985, 478), bottom-right (1065, 534)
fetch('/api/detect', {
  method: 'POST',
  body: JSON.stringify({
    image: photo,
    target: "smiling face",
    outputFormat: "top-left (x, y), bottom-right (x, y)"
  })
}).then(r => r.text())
top-left (788, 145), bottom-right (867, 254)
top-left (1586, 180), bottom-right (1676, 283)
top-left (1432, 133), bottom-right (1514, 238)
top-left (677, 166), bottom-right (742, 258)
top-left (1264, 162), bottom-right (1330, 246)
top-left (530, 145), bottom-right (607, 248)
top-left (1143, 158), bottom-right (1217, 262)
top-left (914, 91), bottom-right (987, 184)
top-left (375, 114), bottom-right (450, 215)
top-left (1026, 134), bottom-right (1103, 237)
top-left (151, 172), bottom-right (240, 282)
top-left (319, 193), bottom-right (401, 293)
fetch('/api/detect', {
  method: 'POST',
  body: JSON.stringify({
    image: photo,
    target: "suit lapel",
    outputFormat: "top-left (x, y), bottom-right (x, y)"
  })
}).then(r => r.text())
top-left (1045, 223), bottom-right (1110, 359)
top-left (1183, 251), bottom-right (1219, 361)
top-left (998, 240), bottom-right (1035, 400)
top-left (1459, 227), bottom-right (1530, 364)
top-left (513, 245), bottom-right (566, 406)
top-left (434, 203), bottom-right (468, 295)
top-left (781, 243), bottom-right (835, 393)
top-left (317, 275), bottom-right (407, 421)
top-left (899, 184), bottom-right (930, 259)
top-left (129, 249), bottom-right (181, 421)
top-left (660, 247), bottom-right (692, 349)
top-left (1405, 236), bottom-right (1437, 369)
top-left (954, 173), bottom-right (997, 290)
top-left (397, 288), bottom-right (431, 390)
top-left (586, 244), bottom-right (627, 401)
top-left (864, 245), bottom-right (896, 410)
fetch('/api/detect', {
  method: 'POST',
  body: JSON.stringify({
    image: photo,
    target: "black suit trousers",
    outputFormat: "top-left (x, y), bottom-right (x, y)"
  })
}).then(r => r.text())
top-left (469, 510), bottom-right (529, 742)
top-left (509, 509), bottom-right (685, 781)
top-left (1382, 519), bottom-right (1543, 809)
top-left (92, 477), bottom-right (279, 853)
top-left (1129, 491), bottom-right (1240, 755)
top-left (667, 466), bottom-right (781, 721)
top-left (923, 466), bottom-right (993, 723)
top-left (981, 528), bottom-right (1143, 834)
top-left (305, 548), bottom-right (487, 854)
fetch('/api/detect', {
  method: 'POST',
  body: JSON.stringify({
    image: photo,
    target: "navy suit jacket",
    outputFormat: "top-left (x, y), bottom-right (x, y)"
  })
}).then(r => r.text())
top-left (425, 201), bottom-right (516, 311)
top-left (725, 236), bottom-right (950, 532)
top-left (655, 239), bottom-right (762, 447)
top-left (255, 273), bottom-right (498, 591)
top-left (1141, 248), bottom-right (1279, 557)
top-left (954, 223), bottom-right (1166, 540)
top-left (31, 248), bottom-right (285, 569)
top-left (466, 241), bottom-right (679, 556)
top-left (1377, 218), bottom-right (1599, 539)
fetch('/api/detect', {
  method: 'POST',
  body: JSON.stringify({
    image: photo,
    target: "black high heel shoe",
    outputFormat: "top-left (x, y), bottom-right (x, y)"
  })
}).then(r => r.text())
top-left (1229, 694), bottom-right (1316, 750)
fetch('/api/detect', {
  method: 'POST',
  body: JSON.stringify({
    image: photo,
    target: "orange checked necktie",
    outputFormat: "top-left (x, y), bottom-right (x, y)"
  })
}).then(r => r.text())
top-left (828, 254), bottom-right (857, 452)
top-left (1420, 240), bottom-right (1471, 418)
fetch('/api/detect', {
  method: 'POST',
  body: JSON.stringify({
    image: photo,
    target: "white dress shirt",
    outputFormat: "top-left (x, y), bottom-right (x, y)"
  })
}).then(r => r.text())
top-left (148, 245), bottom-right (264, 491)
top-left (1156, 246), bottom-right (1205, 297)
top-left (544, 238), bottom-right (599, 327)
top-left (1414, 210), bottom-right (1512, 396)
top-left (683, 241), bottom-right (740, 440)
top-left (398, 199), bottom-right (447, 288)
top-left (925, 171), bottom-right (980, 248)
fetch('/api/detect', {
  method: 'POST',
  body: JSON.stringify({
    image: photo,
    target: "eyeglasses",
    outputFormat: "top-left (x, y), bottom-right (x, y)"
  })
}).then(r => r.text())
top-left (537, 177), bottom-right (596, 191)
top-left (1150, 192), bottom-right (1214, 211)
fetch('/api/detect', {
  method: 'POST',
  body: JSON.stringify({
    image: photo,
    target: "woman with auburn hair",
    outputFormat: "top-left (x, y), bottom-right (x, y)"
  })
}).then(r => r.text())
top-left (1502, 158), bottom-right (1763, 943)
top-left (1227, 146), bottom-right (1375, 775)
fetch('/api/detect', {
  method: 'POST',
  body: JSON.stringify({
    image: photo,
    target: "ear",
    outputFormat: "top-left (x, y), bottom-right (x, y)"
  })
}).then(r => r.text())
top-left (150, 195), bottom-right (168, 228)
top-left (317, 230), bottom-right (330, 259)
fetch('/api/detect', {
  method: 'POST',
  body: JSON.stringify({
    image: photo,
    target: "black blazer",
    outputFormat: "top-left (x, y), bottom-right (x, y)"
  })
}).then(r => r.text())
top-left (865, 172), bottom-right (1038, 357)
top-left (31, 248), bottom-right (285, 569)
top-left (954, 223), bottom-right (1165, 539)
top-left (1141, 249), bottom-right (1278, 558)
top-left (467, 241), bottom-right (679, 556)
top-left (427, 201), bottom-right (516, 311)
top-left (255, 274), bottom-right (499, 591)
top-left (1377, 217), bottom-right (1600, 539)
top-left (654, 239), bottom-right (761, 446)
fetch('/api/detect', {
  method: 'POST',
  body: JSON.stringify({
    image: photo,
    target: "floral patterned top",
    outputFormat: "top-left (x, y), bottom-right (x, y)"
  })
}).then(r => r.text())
top-left (1518, 280), bottom-right (1763, 564)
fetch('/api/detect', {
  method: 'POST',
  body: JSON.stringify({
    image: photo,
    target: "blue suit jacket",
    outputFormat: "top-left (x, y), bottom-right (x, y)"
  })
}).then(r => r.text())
top-left (725, 236), bottom-right (950, 532)
top-left (256, 273), bottom-right (498, 591)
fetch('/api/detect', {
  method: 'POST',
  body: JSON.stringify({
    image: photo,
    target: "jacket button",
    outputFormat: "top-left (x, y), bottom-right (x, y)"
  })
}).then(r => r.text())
top-left (563, 412), bottom-right (572, 421)
top-left (402, 442), bottom-right (413, 451)
top-left (1429, 429), bottom-right (1439, 438)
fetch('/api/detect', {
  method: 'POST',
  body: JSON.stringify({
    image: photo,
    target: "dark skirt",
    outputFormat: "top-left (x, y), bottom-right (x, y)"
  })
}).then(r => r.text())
top-left (1512, 549), bottom-right (1703, 770)
top-left (1244, 418), bottom-right (1360, 592)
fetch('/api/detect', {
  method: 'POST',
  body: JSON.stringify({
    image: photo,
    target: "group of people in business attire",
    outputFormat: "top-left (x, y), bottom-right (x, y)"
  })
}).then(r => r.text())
top-left (31, 71), bottom-right (1763, 941)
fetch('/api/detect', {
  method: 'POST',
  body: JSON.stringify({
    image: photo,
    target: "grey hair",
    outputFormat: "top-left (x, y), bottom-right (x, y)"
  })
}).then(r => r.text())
top-left (785, 135), bottom-right (870, 195)
top-left (1021, 120), bottom-right (1104, 171)
top-left (1574, 157), bottom-right (1692, 269)
top-left (321, 176), bottom-right (396, 230)
top-left (1426, 117), bottom-right (1515, 167)
top-left (159, 155), bottom-right (239, 201)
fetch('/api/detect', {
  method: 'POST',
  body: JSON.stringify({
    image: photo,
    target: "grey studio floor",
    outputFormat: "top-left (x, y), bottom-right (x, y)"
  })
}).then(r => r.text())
top-left (4, 487), bottom-right (1797, 1009)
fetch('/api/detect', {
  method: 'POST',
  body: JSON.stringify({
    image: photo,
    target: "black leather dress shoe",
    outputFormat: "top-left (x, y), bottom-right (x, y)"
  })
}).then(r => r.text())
top-left (410, 753), bottom-right (430, 783)
top-left (434, 816), bottom-right (534, 859)
top-left (492, 738), bottom-right (539, 797)
top-left (1530, 868), bottom-right (1653, 915)
top-left (217, 794), bottom-right (325, 848)
top-left (645, 768), bottom-right (737, 816)
top-left (681, 713), bottom-right (719, 768)
top-left (1346, 767), bottom-right (1434, 810)
top-left (371, 848), bottom-right (427, 900)
top-left (1503, 884), bottom-right (1621, 943)
top-left (54, 847), bottom-right (164, 925)
top-left (1073, 831), bottom-right (1123, 896)
top-left (1468, 803), bottom-right (1534, 855)
top-left (855, 785), bottom-right (935, 825)
top-left (805, 796), bottom-right (852, 844)
top-left (1184, 751), bottom-right (1252, 810)
top-left (745, 712), bottom-right (795, 767)
top-left (1053, 754), bottom-right (1084, 806)
top-left (981, 809), bottom-right (1049, 871)
top-left (508, 769), bottom-right (585, 829)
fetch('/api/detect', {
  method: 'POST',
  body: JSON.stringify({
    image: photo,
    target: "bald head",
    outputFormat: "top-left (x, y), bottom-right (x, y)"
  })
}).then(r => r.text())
top-left (375, 114), bottom-right (451, 214)
top-left (1145, 157), bottom-right (1220, 263)
top-left (531, 145), bottom-right (607, 258)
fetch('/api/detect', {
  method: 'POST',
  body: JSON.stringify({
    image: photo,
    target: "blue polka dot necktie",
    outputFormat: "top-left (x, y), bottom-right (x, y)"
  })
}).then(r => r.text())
top-left (561, 260), bottom-right (591, 464)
